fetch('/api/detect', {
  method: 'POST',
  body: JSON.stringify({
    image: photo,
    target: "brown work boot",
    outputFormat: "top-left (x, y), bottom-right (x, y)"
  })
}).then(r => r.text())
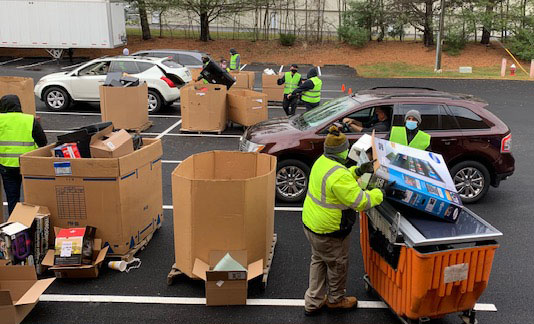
top-left (326, 296), bottom-right (358, 310)
top-left (304, 295), bottom-right (327, 317)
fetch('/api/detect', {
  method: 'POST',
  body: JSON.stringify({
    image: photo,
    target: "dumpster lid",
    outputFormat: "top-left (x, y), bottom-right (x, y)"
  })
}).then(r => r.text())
top-left (374, 201), bottom-right (502, 247)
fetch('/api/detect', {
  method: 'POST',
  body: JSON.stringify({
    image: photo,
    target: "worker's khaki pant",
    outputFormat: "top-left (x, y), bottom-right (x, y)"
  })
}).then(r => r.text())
top-left (303, 227), bottom-right (350, 311)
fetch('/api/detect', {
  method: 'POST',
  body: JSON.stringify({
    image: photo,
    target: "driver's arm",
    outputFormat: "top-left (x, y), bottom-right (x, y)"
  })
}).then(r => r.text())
top-left (343, 118), bottom-right (363, 132)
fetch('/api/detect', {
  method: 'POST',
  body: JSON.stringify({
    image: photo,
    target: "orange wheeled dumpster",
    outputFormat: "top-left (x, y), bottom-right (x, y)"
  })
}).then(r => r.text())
top-left (360, 202), bottom-right (501, 324)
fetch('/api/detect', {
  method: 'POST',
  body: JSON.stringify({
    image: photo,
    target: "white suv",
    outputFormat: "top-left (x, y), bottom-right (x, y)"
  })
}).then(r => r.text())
top-left (34, 56), bottom-right (192, 113)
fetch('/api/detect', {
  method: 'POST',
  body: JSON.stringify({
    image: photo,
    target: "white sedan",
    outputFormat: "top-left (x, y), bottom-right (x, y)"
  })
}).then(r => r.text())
top-left (34, 56), bottom-right (192, 113)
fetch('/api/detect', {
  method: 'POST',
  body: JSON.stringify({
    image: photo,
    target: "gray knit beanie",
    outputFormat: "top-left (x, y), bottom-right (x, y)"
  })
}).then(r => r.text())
top-left (405, 110), bottom-right (422, 124)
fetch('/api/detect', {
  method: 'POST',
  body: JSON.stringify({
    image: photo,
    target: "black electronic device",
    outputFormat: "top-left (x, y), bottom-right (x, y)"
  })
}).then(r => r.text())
top-left (56, 122), bottom-right (113, 158)
top-left (199, 60), bottom-right (235, 89)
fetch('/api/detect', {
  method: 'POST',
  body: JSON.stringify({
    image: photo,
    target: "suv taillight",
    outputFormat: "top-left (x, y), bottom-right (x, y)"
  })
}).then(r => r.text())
top-left (161, 76), bottom-right (176, 88)
top-left (501, 133), bottom-right (512, 153)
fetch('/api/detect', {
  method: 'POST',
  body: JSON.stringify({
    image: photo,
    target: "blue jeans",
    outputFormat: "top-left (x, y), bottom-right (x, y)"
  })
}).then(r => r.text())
top-left (1, 169), bottom-right (22, 217)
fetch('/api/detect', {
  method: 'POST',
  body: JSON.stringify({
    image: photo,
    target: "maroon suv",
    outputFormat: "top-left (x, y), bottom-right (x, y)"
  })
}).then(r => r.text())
top-left (239, 87), bottom-right (515, 204)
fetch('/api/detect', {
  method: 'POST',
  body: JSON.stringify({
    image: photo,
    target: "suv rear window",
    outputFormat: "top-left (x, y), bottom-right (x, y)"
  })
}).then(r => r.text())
top-left (179, 54), bottom-right (202, 65)
top-left (448, 105), bottom-right (490, 129)
top-left (162, 59), bottom-right (182, 68)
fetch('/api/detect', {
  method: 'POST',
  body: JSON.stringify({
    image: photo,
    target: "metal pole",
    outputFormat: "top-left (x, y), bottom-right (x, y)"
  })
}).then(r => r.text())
top-left (435, 0), bottom-right (446, 72)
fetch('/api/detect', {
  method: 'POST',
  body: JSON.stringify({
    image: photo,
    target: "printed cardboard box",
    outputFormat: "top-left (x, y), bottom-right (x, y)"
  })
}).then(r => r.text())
top-left (172, 151), bottom-right (276, 279)
top-left (0, 76), bottom-right (36, 115)
top-left (19, 139), bottom-right (163, 256)
top-left (99, 83), bottom-right (150, 130)
top-left (192, 250), bottom-right (263, 306)
top-left (0, 203), bottom-right (50, 271)
top-left (53, 226), bottom-right (96, 266)
top-left (368, 137), bottom-right (463, 222)
top-left (0, 264), bottom-right (55, 324)
top-left (180, 83), bottom-right (227, 132)
top-left (227, 89), bottom-right (268, 126)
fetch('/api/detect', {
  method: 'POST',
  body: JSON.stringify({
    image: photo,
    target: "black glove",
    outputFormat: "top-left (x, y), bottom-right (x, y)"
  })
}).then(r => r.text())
top-left (381, 181), bottom-right (407, 200)
top-left (355, 160), bottom-right (375, 176)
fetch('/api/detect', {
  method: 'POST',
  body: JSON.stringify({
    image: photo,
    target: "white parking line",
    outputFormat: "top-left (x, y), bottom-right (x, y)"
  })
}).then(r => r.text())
top-left (162, 160), bottom-right (182, 164)
top-left (37, 294), bottom-right (497, 311)
top-left (278, 65), bottom-right (284, 74)
top-left (37, 111), bottom-right (181, 118)
top-left (239, 64), bottom-right (247, 71)
top-left (0, 57), bottom-right (23, 65)
top-left (162, 204), bottom-right (301, 212)
top-left (156, 119), bottom-right (182, 139)
top-left (317, 66), bottom-right (322, 76)
top-left (16, 58), bottom-right (57, 69)
top-left (44, 130), bottom-right (242, 138)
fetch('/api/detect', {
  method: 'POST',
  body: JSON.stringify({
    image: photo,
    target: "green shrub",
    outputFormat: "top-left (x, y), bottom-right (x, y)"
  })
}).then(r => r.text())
top-left (508, 28), bottom-right (534, 61)
top-left (444, 31), bottom-right (467, 56)
top-left (279, 33), bottom-right (297, 46)
top-left (338, 26), bottom-right (370, 48)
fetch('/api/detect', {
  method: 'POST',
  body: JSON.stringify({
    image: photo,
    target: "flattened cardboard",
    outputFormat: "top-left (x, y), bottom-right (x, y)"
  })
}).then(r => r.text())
top-left (172, 151), bottom-right (275, 279)
top-left (19, 139), bottom-right (163, 256)
top-left (0, 264), bottom-right (55, 324)
top-left (90, 129), bottom-right (134, 158)
top-left (369, 135), bottom-right (462, 222)
top-left (227, 89), bottom-right (268, 126)
top-left (230, 71), bottom-right (255, 89)
top-left (180, 84), bottom-right (227, 132)
top-left (192, 251), bottom-right (263, 306)
top-left (0, 76), bottom-right (36, 115)
top-left (99, 83), bottom-right (149, 130)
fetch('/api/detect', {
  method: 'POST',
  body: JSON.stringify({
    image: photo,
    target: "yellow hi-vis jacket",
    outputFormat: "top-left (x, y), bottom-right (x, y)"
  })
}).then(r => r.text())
top-left (303, 155), bottom-right (383, 236)
top-left (0, 112), bottom-right (37, 167)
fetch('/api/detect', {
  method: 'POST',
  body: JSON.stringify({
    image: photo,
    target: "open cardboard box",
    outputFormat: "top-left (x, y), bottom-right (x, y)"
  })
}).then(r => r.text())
top-left (0, 264), bottom-right (55, 324)
top-left (180, 83), bottom-right (227, 132)
top-left (192, 250), bottom-right (263, 306)
top-left (0, 203), bottom-right (50, 268)
top-left (89, 127), bottom-right (133, 158)
top-left (42, 227), bottom-right (108, 278)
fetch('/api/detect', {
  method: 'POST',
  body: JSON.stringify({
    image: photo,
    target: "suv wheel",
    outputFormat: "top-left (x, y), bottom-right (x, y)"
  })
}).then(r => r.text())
top-left (450, 161), bottom-right (490, 204)
top-left (276, 159), bottom-right (310, 203)
top-left (147, 89), bottom-right (163, 113)
top-left (43, 87), bottom-right (70, 111)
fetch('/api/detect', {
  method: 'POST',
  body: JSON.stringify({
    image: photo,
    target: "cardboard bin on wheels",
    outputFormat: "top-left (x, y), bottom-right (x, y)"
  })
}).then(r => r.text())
top-left (359, 201), bottom-right (502, 324)
top-left (169, 151), bottom-right (277, 300)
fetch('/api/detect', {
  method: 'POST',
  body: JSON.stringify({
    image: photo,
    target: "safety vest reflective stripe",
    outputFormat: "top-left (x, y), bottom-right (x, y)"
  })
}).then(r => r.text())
top-left (283, 72), bottom-right (301, 94)
top-left (230, 54), bottom-right (240, 70)
top-left (302, 77), bottom-right (322, 103)
top-left (0, 141), bottom-right (35, 146)
top-left (306, 165), bottom-right (351, 210)
top-left (306, 192), bottom-right (348, 210)
top-left (0, 153), bottom-right (24, 158)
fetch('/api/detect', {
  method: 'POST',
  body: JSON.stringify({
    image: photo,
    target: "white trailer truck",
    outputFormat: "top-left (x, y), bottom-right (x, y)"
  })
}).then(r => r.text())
top-left (0, 0), bottom-right (127, 58)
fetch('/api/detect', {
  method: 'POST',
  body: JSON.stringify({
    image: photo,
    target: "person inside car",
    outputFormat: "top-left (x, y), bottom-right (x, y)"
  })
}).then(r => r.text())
top-left (342, 106), bottom-right (390, 133)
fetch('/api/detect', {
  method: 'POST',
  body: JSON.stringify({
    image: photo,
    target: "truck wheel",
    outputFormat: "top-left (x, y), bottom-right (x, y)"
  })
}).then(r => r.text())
top-left (147, 89), bottom-right (162, 113)
top-left (276, 159), bottom-right (310, 203)
top-left (44, 87), bottom-right (70, 111)
top-left (450, 160), bottom-right (490, 204)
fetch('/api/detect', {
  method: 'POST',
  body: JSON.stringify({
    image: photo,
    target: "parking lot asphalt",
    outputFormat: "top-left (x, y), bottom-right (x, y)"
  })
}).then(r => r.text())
top-left (1, 59), bottom-right (533, 324)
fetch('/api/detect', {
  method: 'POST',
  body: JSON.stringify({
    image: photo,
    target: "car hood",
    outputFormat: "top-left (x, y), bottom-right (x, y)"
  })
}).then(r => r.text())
top-left (246, 117), bottom-right (302, 143)
top-left (41, 72), bottom-right (70, 81)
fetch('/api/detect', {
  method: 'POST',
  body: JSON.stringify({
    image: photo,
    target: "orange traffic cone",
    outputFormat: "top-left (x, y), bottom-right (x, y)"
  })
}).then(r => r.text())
top-left (348, 88), bottom-right (352, 94)
top-left (341, 84), bottom-right (346, 92)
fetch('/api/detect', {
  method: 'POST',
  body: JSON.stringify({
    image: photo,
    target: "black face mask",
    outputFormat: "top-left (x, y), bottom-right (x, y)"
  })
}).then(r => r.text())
top-left (290, 69), bottom-right (297, 74)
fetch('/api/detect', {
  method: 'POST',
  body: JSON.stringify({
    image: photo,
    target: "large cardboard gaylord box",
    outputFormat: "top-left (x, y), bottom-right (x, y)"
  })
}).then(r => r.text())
top-left (99, 83), bottom-right (150, 131)
top-left (0, 76), bottom-right (36, 115)
top-left (227, 89), bottom-right (268, 126)
top-left (172, 151), bottom-right (276, 278)
top-left (19, 139), bottom-right (163, 256)
top-left (230, 71), bottom-right (255, 89)
top-left (192, 250), bottom-right (263, 306)
top-left (0, 264), bottom-right (55, 324)
top-left (261, 74), bottom-right (284, 101)
top-left (0, 203), bottom-right (50, 270)
top-left (180, 83), bottom-right (227, 133)
top-left (368, 137), bottom-right (462, 222)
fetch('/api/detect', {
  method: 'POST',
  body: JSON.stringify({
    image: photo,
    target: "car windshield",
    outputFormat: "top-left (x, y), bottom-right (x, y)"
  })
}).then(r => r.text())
top-left (291, 96), bottom-right (357, 130)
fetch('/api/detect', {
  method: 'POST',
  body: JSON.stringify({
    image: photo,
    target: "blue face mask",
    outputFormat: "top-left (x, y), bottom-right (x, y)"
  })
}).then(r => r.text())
top-left (405, 120), bottom-right (418, 130)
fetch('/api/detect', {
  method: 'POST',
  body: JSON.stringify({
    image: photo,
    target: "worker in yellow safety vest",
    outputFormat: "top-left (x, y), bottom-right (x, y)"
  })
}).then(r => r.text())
top-left (277, 64), bottom-right (302, 116)
top-left (229, 48), bottom-right (240, 71)
top-left (0, 95), bottom-right (47, 218)
top-left (389, 109), bottom-right (431, 150)
top-left (288, 67), bottom-right (322, 111)
top-left (302, 125), bottom-right (395, 316)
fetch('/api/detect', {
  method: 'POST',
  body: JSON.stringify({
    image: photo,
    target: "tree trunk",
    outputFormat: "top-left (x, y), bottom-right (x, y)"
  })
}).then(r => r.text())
top-left (159, 11), bottom-right (163, 38)
top-left (200, 11), bottom-right (210, 42)
top-left (481, 1), bottom-right (495, 45)
top-left (137, 0), bottom-right (151, 40)
top-left (423, 0), bottom-right (434, 46)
